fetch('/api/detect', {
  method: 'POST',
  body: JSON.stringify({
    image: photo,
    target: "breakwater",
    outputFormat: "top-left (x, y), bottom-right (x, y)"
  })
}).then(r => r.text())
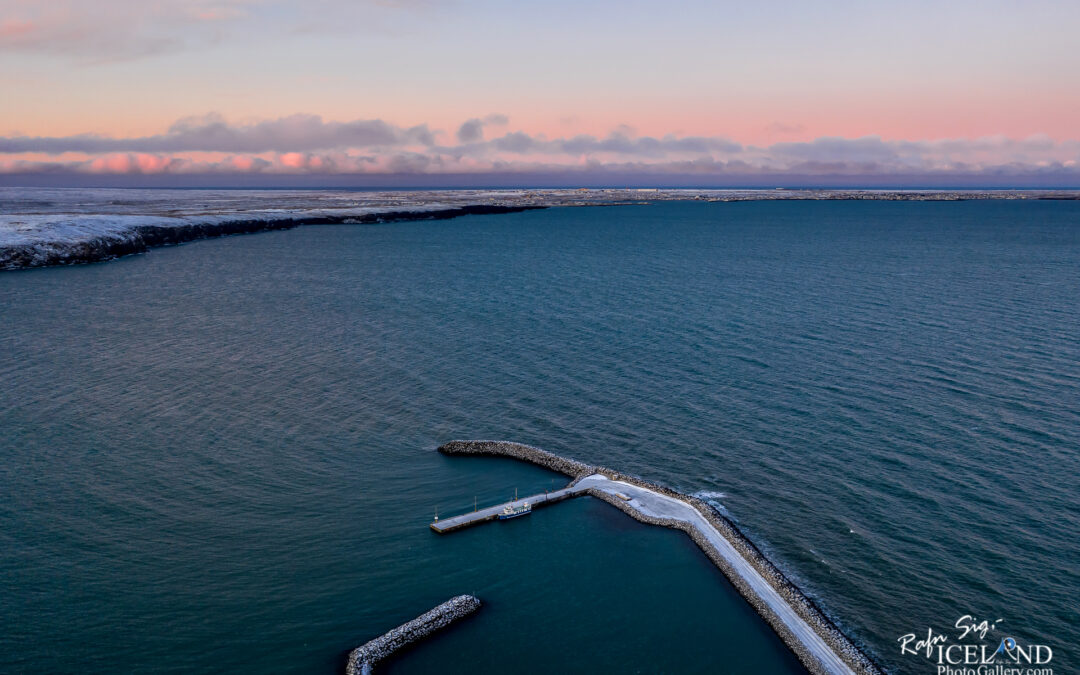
top-left (438, 440), bottom-right (593, 478)
top-left (345, 594), bottom-right (481, 675)
top-left (437, 440), bottom-right (883, 675)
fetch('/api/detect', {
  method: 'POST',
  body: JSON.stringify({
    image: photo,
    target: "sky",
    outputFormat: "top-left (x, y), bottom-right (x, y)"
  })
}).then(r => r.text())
top-left (2, 0), bottom-right (1079, 186)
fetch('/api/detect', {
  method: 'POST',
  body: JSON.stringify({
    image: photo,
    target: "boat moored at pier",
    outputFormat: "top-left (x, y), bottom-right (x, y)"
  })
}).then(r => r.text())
top-left (498, 502), bottom-right (532, 519)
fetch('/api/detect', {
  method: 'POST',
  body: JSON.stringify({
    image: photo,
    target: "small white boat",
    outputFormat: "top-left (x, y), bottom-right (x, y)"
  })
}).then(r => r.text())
top-left (498, 502), bottom-right (531, 519)
top-left (498, 488), bottom-right (532, 520)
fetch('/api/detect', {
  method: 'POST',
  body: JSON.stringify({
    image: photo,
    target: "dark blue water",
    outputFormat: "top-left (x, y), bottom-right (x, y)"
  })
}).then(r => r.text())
top-left (2, 200), bottom-right (1078, 674)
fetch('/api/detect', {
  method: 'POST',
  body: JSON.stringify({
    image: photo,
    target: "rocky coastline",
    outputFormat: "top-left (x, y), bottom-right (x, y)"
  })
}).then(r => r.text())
top-left (438, 440), bottom-right (883, 675)
top-left (0, 204), bottom-right (540, 270)
top-left (345, 594), bottom-right (481, 675)
top-left (5, 187), bottom-right (1079, 271)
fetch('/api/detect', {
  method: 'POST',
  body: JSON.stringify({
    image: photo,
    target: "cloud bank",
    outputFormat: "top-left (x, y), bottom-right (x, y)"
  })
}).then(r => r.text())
top-left (0, 114), bottom-right (435, 153)
top-left (2, 113), bottom-right (1078, 185)
top-left (0, 0), bottom-right (426, 61)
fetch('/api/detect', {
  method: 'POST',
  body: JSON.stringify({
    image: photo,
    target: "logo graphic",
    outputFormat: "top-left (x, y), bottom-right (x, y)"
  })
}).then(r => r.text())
top-left (898, 616), bottom-right (1053, 675)
top-left (991, 638), bottom-right (1018, 661)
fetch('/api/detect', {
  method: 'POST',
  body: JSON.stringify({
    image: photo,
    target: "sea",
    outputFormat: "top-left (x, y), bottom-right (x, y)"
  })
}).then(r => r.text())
top-left (1, 194), bottom-right (1078, 674)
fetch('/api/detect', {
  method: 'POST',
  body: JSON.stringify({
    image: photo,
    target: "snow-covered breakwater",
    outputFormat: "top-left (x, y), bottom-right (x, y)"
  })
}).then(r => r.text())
top-left (345, 594), bottom-right (481, 675)
top-left (437, 440), bottom-right (882, 675)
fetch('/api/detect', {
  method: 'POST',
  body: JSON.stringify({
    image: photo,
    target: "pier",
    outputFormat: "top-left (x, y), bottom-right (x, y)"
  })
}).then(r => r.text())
top-left (429, 485), bottom-right (583, 533)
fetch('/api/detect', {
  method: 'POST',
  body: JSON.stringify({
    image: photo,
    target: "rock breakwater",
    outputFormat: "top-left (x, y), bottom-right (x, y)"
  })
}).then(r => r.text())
top-left (438, 440), bottom-right (593, 478)
top-left (345, 594), bottom-right (481, 675)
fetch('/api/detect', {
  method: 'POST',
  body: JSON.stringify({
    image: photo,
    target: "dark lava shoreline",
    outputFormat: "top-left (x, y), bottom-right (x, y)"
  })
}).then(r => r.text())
top-left (0, 204), bottom-right (542, 270)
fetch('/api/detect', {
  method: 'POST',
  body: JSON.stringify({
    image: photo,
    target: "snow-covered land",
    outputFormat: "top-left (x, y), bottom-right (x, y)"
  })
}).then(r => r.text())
top-left (3, 187), bottom-right (1076, 270)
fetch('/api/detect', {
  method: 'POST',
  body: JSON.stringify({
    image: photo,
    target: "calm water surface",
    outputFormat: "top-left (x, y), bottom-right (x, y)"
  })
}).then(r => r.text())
top-left (2, 200), bottom-right (1078, 674)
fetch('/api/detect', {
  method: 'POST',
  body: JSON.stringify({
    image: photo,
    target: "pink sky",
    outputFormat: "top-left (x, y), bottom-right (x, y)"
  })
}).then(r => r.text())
top-left (1, 0), bottom-right (1078, 182)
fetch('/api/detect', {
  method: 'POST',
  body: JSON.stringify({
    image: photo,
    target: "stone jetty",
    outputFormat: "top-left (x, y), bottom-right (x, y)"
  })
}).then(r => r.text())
top-left (438, 440), bottom-right (594, 479)
top-left (437, 440), bottom-right (883, 675)
top-left (345, 594), bottom-right (481, 675)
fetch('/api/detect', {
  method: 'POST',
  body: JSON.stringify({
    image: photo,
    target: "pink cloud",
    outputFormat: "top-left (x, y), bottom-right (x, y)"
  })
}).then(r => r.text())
top-left (135, 154), bottom-right (173, 172)
top-left (229, 155), bottom-right (258, 171)
top-left (0, 19), bottom-right (36, 38)
top-left (85, 153), bottom-right (186, 173)
top-left (88, 154), bottom-right (132, 173)
top-left (190, 7), bottom-right (246, 22)
top-left (278, 152), bottom-right (307, 169)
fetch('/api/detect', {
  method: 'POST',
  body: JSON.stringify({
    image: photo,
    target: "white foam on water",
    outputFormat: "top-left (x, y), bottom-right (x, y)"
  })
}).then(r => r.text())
top-left (693, 490), bottom-right (727, 500)
top-left (692, 490), bottom-right (730, 514)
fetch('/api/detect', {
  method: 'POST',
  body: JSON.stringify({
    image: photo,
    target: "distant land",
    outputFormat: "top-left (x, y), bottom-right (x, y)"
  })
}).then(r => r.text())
top-left (2, 187), bottom-right (1079, 271)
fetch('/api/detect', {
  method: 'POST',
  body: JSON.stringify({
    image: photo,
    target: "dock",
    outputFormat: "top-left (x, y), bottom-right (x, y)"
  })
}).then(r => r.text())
top-left (429, 485), bottom-right (584, 533)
